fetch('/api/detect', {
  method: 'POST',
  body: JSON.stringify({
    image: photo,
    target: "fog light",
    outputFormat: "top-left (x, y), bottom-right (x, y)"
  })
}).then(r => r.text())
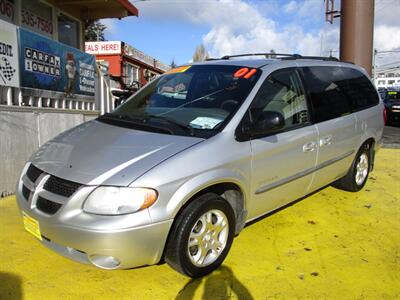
top-left (89, 254), bottom-right (121, 269)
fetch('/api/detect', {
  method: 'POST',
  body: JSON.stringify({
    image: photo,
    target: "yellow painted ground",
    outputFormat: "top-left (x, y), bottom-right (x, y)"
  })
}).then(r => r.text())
top-left (0, 149), bottom-right (399, 300)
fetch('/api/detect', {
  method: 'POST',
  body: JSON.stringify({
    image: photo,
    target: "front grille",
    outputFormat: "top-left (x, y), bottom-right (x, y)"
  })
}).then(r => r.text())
top-left (22, 185), bottom-right (31, 201)
top-left (43, 176), bottom-right (82, 197)
top-left (26, 164), bottom-right (43, 183)
top-left (36, 196), bottom-right (62, 215)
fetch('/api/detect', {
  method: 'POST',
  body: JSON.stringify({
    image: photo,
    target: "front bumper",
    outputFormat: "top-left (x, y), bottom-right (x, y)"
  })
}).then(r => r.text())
top-left (387, 108), bottom-right (400, 122)
top-left (16, 165), bottom-right (173, 269)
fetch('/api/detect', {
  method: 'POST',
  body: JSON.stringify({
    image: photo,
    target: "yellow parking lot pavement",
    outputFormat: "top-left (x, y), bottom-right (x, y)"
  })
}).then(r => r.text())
top-left (1, 149), bottom-right (399, 300)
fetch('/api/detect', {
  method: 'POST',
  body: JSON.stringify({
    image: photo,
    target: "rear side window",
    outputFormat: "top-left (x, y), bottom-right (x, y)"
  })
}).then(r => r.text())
top-left (301, 66), bottom-right (379, 123)
top-left (340, 67), bottom-right (379, 110)
top-left (301, 66), bottom-right (352, 122)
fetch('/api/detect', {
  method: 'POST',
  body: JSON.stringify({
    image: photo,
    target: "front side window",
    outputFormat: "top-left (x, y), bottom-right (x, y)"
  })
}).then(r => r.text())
top-left (249, 68), bottom-right (309, 131)
top-left (98, 65), bottom-right (261, 138)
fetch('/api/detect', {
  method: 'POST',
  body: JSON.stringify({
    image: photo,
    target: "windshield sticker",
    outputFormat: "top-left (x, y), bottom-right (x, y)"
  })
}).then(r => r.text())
top-left (189, 117), bottom-right (224, 129)
top-left (234, 67), bottom-right (257, 79)
top-left (167, 66), bottom-right (191, 74)
top-left (234, 68), bottom-right (249, 78)
top-left (244, 68), bottom-right (257, 79)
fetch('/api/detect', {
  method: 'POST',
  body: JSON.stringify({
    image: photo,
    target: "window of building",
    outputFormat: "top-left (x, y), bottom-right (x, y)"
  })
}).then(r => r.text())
top-left (250, 68), bottom-right (309, 131)
top-left (301, 66), bottom-right (351, 122)
top-left (21, 0), bottom-right (53, 37)
top-left (123, 62), bottom-right (139, 86)
top-left (378, 80), bottom-right (386, 85)
top-left (58, 13), bottom-right (80, 48)
top-left (0, 0), bottom-right (16, 24)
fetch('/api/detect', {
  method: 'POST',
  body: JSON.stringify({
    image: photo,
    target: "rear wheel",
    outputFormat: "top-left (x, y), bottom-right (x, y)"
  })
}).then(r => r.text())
top-left (333, 145), bottom-right (371, 192)
top-left (164, 193), bottom-right (235, 278)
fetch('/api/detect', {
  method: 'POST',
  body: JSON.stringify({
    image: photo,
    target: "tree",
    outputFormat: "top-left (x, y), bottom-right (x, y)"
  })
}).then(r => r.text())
top-left (170, 59), bottom-right (178, 68)
top-left (192, 44), bottom-right (209, 62)
top-left (85, 20), bottom-right (107, 42)
top-left (266, 49), bottom-right (276, 59)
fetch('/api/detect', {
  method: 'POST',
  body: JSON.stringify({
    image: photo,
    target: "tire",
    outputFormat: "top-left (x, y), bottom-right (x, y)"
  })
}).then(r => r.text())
top-left (332, 144), bottom-right (371, 192)
top-left (164, 193), bottom-right (235, 278)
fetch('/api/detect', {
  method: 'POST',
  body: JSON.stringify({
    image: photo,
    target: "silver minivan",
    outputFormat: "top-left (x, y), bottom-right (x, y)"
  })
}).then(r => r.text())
top-left (16, 54), bottom-right (384, 277)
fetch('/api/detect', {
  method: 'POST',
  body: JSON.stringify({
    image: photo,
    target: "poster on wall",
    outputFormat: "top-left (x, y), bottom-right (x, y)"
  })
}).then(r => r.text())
top-left (19, 28), bottom-right (96, 98)
top-left (0, 19), bottom-right (19, 87)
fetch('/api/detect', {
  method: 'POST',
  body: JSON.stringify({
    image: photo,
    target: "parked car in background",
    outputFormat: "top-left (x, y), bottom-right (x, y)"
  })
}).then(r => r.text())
top-left (16, 53), bottom-right (384, 278)
top-left (382, 89), bottom-right (400, 125)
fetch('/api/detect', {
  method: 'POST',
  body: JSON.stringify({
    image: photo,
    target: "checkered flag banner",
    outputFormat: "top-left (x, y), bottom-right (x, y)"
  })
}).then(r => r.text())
top-left (0, 57), bottom-right (16, 84)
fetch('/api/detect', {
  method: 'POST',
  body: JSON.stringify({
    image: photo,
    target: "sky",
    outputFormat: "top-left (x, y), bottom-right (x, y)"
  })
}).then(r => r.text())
top-left (102, 0), bottom-right (400, 69)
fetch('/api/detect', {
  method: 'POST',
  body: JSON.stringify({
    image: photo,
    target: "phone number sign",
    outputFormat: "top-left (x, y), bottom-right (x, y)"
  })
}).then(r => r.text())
top-left (21, 8), bottom-right (53, 37)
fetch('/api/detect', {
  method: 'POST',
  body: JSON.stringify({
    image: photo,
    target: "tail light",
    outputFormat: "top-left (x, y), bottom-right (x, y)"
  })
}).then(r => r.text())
top-left (383, 107), bottom-right (387, 125)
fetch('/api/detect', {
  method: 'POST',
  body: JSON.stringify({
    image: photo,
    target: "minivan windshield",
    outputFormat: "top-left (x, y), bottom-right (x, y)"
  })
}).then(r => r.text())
top-left (386, 90), bottom-right (400, 101)
top-left (98, 65), bottom-right (261, 138)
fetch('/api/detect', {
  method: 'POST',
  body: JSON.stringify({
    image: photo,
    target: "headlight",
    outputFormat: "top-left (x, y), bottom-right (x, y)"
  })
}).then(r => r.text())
top-left (83, 187), bottom-right (158, 215)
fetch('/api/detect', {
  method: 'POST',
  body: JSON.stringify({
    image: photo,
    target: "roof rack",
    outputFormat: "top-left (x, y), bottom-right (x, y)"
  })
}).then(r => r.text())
top-left (217, 53), bottom-right (339, 62)
top-left (220, 53), bottom-right (302, 60)
top-left (298, 55), bottom-right (339, 61)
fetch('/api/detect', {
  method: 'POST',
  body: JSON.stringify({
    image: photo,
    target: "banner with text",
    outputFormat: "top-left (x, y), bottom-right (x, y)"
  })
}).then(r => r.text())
top-left (19, 28), bottom-right (96, 97)
top-left (0, 19), bottom-right (19, 87)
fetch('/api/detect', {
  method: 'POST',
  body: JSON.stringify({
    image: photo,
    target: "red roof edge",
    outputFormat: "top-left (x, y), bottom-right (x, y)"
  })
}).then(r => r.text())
top-left (116, 0), bottom-right (139, 17)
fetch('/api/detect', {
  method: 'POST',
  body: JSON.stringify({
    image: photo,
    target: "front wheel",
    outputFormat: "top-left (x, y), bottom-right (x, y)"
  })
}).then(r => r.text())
top-left (333, 145), bottom-right (371, 192)
top-left (164, 193), bottom-right (235, 278)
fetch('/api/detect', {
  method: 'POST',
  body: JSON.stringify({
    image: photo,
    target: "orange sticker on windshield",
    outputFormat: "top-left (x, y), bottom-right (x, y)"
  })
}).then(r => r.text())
top-left (244, 68), bottom-right (257, 79)
top-left (234, 68), bottom-right (249, 78)
top-left (234, 67), bottom-right (257, 79)
top-left (167, 66), bottom-right (191, 74)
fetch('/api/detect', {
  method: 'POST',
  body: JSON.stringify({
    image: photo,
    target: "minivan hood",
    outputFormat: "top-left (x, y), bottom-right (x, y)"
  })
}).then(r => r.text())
top-left (31, 120), bottom-right (203, 186)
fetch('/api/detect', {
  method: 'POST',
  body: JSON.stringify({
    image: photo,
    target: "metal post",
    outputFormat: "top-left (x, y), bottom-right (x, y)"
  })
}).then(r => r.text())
top-left (17, 90), bottom-right (23, 106)
top-left (100, 76), bottom-right (105, 115)
top-left (340, 0), bottom-right (375, 76)
top-left (6, 87), bottom-right (12, 105)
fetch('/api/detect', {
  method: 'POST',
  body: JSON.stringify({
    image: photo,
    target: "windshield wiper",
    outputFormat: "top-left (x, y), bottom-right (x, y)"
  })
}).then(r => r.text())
top-left (145, 114), bottom-right (195, 136)
top-left (98, 113), bottom-right (174, 134)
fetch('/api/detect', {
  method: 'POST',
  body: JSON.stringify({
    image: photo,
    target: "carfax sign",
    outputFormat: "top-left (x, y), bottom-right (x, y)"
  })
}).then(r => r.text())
top-left (19, 28), bottom-right (96, 97)
top-left (0, 19), bottom-right (20, 87)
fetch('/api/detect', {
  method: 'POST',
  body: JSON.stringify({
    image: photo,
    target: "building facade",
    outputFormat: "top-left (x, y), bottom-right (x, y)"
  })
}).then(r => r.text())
top-left (85, 41), bottom-right (170, 91)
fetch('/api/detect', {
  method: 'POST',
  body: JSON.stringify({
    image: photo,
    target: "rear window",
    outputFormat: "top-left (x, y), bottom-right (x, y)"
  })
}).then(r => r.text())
top-left (301, 66), bottom-right (379, 123)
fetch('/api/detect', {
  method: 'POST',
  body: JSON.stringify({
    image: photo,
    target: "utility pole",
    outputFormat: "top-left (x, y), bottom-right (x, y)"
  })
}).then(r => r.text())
top-left (340, 0), bottom-right (375, 76)
top-left (325, 0), bottom-right (375, 77)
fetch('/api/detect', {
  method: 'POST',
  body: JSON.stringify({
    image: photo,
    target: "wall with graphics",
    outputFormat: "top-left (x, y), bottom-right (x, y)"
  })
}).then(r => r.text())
top-left (19, 28), bottom-right (96, 97)
top-left (0, 19), bottom-right (19, 88)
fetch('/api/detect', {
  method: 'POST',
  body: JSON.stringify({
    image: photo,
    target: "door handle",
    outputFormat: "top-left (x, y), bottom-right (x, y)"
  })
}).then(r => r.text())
top-left (303, 142), bottom-right (317, 152)
top-left (320, 135), bottom-right (333, 147)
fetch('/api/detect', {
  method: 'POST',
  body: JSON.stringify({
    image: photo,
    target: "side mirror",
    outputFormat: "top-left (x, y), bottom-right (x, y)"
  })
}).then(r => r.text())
top-left (251, 111), bottom-right (285, 136)
top-left (111, 90), bottom-right (125, 97)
